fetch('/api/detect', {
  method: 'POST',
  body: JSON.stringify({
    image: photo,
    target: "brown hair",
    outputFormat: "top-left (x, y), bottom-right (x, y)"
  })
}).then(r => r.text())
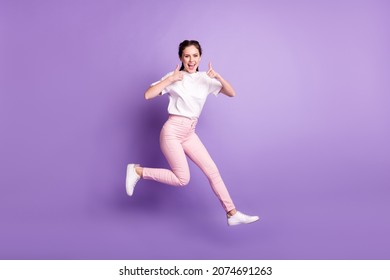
top-left (178, 40), bottom-right (202, 71)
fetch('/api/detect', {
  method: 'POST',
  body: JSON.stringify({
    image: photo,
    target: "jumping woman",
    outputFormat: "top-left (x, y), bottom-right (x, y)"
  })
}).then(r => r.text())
top-left (126, 40), bottom-right (259, 226)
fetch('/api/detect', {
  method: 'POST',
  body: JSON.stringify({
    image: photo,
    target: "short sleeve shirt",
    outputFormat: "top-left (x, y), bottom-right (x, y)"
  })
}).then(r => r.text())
top-left (152, 71), bottom-right (223, 119)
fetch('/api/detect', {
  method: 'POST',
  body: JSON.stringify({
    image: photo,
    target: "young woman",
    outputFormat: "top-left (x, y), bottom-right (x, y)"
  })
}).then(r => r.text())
top-left (126, 40), bottom-right (259, 226)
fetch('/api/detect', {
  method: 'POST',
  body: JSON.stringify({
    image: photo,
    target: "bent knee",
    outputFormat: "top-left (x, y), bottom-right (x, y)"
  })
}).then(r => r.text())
top-left (177, 176), bottom-right (190, 187)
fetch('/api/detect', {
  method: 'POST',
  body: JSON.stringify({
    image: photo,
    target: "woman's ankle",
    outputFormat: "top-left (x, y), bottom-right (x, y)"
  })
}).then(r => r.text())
top-left (227, 209), bottom-right (237, 217)
top-left (135, 167), bottom-right (143, 177)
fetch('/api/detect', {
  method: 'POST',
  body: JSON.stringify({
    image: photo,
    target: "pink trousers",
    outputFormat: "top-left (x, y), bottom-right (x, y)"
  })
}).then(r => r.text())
top-left (142, 115), bottom-right (235, 212)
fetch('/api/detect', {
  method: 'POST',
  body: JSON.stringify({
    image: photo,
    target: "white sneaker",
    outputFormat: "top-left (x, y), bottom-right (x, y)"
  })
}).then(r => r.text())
top-left (227, 211), bottom-right (259, 226)
top-left (126, 164), bottom-right (140, 196)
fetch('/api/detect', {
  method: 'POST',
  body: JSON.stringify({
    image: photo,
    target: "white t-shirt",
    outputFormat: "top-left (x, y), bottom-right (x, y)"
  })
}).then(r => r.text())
top-left (152, 71), bottom-right (223, 119)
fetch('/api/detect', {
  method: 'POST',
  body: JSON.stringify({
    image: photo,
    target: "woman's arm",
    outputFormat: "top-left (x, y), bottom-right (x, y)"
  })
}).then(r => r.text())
top-left (215, 75), bottom-right (236, 97)
top-left (144, 65), bottom-right (183, 100)
top-left (206, 62), bottom-right (236, 97)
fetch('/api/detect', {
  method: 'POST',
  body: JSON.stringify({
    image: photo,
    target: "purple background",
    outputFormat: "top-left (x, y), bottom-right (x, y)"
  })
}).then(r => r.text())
top-left (1, 0), bottom-right (389, 259)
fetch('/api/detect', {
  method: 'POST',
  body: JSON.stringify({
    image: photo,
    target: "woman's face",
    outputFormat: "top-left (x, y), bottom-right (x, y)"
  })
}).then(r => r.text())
top-left (180, 45), bottom-right (201, 73)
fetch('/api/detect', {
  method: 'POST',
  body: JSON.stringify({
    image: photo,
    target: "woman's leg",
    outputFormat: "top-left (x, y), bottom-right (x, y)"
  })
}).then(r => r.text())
top-left (142, 121), bottom-right (190, 187)
top-left (183, 132), bottom-right (236, 213)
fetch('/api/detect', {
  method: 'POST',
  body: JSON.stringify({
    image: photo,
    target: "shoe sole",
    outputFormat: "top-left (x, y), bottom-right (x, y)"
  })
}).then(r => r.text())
top-left (228, 216), bottom-right (260, 226)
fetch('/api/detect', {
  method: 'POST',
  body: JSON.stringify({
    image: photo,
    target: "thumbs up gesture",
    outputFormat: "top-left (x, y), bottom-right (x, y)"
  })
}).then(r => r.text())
top-left (170, 64), bottom-right (184, 82)
top-left (206, 62), bottom-right (220, 80)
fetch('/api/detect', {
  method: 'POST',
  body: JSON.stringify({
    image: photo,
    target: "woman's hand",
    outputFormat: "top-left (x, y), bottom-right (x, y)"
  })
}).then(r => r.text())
top-left (169, 65), bottom-right (184, 82)
top-left (144, 65), bottom-right (184, 100)
top-left (206, 62), bottom-right (221, 80)
top-left (207, 62), bottom-right (236, 97)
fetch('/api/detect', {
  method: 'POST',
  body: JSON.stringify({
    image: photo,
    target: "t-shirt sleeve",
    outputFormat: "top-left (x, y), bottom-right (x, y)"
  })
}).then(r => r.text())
top-left (151, 72), bottom-right (173, 95)
top-left (208, 77), bottom-right (223, 96)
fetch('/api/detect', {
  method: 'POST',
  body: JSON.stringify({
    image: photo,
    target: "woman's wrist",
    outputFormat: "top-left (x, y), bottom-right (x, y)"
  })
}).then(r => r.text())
top-left (165, 75), bottom-right (175, 85)
top-left (215, 74), bottom-right (223, 82)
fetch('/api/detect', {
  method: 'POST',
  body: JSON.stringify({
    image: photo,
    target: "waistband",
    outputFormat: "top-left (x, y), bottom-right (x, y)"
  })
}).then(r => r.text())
top-left (168, 114), bottom-right (198, 126)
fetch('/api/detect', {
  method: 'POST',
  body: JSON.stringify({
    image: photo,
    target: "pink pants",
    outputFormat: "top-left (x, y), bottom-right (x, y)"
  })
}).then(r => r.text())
top-left (142, 115), bottom-right (235, 212)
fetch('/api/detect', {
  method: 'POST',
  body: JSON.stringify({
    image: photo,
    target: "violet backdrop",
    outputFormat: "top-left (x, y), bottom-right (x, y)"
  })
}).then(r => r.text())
top-left (1, 0), bottom-right (389, 259)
